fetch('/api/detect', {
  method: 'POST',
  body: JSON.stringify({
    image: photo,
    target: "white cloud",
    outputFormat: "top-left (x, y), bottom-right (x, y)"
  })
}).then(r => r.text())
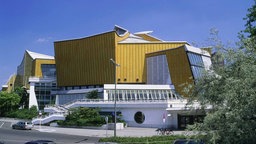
top-left (36, 37), bottom-right (52, 43)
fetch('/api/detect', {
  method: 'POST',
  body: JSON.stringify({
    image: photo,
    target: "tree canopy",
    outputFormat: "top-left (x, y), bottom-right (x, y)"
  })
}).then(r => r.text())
top-left (0, 91), bottom-right (20, 116)
top-left (244, 0), bottom-right (256, 37)
top-left (14, 86), bottom-right (29, 109)
top-left (59, 107), bottom-right (105, 126)
top-left (187, 2), bottom-right (256, 144)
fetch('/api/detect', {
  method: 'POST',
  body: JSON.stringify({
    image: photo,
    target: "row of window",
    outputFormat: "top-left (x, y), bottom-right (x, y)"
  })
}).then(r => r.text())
top-left (35, 82), bottom-right (57, 110)
top-left (187, 52), bottom-right (208, 80)
top-left (106, 89), bottom-right (179, 101)
top-left (60, 85), bottom-right (103, 90)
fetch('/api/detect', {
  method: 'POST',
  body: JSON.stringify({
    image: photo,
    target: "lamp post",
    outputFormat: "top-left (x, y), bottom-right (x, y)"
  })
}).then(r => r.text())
top-left (110, 58), bottom-right (120, 137)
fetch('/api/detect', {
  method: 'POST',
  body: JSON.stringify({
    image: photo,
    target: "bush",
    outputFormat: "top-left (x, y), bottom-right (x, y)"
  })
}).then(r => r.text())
top-left (58, 107), bottom-right (105, 127)
top-left (6, 106), bottom-right (38, 120)
top-left (99, 135), bottom-right (188, 144)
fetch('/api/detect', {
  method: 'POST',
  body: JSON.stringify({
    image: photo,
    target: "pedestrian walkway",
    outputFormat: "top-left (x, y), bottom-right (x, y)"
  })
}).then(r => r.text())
top-left (0, 118), bottom-right (186, 138)
top-left (34, 125), bottom-right (186, 138)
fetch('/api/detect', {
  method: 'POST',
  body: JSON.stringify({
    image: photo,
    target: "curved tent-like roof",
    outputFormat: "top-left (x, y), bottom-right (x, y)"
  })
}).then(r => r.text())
top-left (26, 50), bottom-right (54, 60)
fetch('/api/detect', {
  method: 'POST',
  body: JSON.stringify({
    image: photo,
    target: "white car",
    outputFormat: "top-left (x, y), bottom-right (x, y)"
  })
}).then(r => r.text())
top-left (12, 121), bottom-right (34, 130)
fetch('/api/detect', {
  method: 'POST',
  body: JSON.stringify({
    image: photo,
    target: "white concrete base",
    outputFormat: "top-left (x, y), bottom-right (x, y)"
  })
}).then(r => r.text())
top-left (107, 123), bottom-right (124, 130)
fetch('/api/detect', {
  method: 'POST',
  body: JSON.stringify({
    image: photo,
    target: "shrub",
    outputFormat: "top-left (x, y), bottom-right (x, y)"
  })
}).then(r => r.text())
top-left (58, 107), bottom-right (105, 127)
top-left (99, 135), bottom-right (188, 144)
top-left (6, 106), bottom-right (38, 120)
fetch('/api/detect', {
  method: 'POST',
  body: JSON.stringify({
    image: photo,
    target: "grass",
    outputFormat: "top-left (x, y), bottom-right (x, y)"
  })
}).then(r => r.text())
top-left (99, 135), bottom-right (189, 144)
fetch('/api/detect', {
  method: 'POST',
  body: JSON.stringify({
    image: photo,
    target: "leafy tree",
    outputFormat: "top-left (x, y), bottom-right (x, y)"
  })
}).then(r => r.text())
top-left (244, 0), bottom-right (256, 37)
top-left (6, 106), bottom-right (38, 119)
top-left (0, 91), bottom-right (20, 116)
top-left (87, 90), bottom-right (100, 99)
top-left (14, 86), bottom-right (29, 109)
top-left (186, 7), bottom-right (256, 143)
top-left (59, 107), bottom-right (105, 126)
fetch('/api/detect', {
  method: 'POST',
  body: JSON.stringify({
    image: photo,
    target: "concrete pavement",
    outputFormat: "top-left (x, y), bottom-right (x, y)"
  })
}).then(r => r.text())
top-left (33, 125), bottom-right (186, 138)
top-left (0, 118), bottom-right (186, 138)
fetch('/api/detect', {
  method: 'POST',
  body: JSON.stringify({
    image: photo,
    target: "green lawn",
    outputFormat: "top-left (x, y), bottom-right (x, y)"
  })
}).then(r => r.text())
top-left (99, 135), bottom-right (189, 144)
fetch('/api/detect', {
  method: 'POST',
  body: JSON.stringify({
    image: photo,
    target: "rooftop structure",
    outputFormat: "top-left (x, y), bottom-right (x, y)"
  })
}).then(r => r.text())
top-left (16, 50), bottom-right (55, 89)
top-left (54, 25), bottom-right (210, 96)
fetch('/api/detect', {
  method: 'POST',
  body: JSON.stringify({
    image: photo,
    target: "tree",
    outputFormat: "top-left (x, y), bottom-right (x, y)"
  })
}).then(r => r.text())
top-left (14, 86), bottom-right (29, 109)
top-left (188, 47), bottom-right (256, 143)
top-left (6, 106), bottom-right (38, 119)
top-left (186, 3), bottom-right (256, 143)
top-left (60, 107), bottom-right (105, 126)
top-left (244, 0), bottom-right (256, 37)
top-left (87, 90), bottom-right (100, 99)
top-left (0, 91), bottom-right (20, 116)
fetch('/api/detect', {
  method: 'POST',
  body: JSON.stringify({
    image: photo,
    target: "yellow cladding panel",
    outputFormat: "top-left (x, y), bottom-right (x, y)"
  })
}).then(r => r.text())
top-left (54, 32), bottom-right (116, 87)
top-left (5, 75), bottom-right (16, 93)
top-left (19, 51), bottom-right (34, 88)
top-left (166, 46), bottom-right (194, 97)
top-left (116, 42), bottom-right (186, 83)
top-left (32, 59), bottom-right (55, 77)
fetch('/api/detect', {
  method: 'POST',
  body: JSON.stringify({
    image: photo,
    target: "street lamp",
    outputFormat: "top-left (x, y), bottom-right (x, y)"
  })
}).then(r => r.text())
top-left (110, 58), bottom-right (120, 137)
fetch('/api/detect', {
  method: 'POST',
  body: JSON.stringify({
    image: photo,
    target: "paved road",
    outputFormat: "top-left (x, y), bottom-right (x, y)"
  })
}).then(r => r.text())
top-left (0, 120), bottom-right (100, 144)
top-left (0, 118), bottom-right (186, 138)
top-left (0, 118), bottom-right (187, 143)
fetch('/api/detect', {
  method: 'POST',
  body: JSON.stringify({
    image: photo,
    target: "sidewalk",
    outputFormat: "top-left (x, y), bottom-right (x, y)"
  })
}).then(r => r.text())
top-left (34, 125), bottom-right (186, 138)
top-left (0, 118), bottom-right (186, 138)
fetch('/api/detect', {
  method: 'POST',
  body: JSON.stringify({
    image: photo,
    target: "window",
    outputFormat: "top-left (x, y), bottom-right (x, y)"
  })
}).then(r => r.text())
top-left (191, 66), bottom-right (204, 79)
top-left (134, 111), bottom-right (145, 124)
top-left (187, 53), bottom-right (204, 67)
top-left (41, 64), bottom-right (56, 78)
top-left (187, 52), bottom-right (205, 80)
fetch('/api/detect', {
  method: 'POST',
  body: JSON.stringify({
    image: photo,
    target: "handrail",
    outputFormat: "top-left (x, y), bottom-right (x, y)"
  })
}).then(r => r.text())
top-left (40, 97), bottom-right (186, 124)
top-left (44, 98), bottom-right (185, 109)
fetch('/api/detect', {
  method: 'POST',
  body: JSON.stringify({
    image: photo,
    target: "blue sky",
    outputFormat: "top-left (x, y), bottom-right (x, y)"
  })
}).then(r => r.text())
top-left (0, 0), bottom-right (254, 86)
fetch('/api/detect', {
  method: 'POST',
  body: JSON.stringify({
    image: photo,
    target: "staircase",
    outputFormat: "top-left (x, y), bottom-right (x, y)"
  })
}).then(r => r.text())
top-left (32, 112), bottom-right (66, 124)
top-left (32, 105), bottom-right (67, 125)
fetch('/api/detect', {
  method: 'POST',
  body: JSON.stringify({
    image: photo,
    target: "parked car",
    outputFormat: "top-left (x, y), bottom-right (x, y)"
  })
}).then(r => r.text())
top-left (25, 140), bottom-right (56, 144)
top-left (173, 139), bottom-right (205, 144)
top-left (12, 121), bottom-right (34, 130)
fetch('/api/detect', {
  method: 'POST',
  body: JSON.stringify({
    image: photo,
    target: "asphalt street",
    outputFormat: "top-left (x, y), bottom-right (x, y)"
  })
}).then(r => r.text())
top-left (0, 127), bottom-right (99, 144)
top-left (0, 121), bottom-right (99, 144)
top-left (0, 118), bottom-right (187, 143)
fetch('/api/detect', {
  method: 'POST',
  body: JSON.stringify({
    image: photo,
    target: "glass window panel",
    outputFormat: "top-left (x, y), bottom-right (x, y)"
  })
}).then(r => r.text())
top-left (191, 66), bottom-right (204, 79)
top-left (188, 53), bottom-right (204, 67)
top-left (41, 64), bottom-right (56, 78)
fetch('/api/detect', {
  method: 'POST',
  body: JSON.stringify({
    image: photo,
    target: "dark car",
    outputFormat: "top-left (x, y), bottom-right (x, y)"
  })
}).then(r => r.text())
top-left (173, 139), bottom-right (205, 144)
top-left (12, 121), bottom-right (34, 130)
top-left (25, 140), bottom-right (56, 144)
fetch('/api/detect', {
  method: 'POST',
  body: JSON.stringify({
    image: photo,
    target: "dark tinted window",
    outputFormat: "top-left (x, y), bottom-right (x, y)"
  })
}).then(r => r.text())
top-left (134, 111), bottom-right (145, 124)
top-left (41, 64), bottom-right (56, 77)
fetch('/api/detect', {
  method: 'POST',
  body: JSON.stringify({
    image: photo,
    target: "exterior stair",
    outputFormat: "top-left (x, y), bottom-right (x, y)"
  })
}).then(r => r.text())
top-left (32, 112), bottom-right (65, 125)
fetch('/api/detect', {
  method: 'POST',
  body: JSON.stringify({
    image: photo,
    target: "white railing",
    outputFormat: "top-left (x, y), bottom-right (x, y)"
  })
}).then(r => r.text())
top-left (44, 105), bottom-right (68, 113)
top-left (40, 97), bottom-right (186, 124)
top-left (32, 112), bottom-right (65, 125)
top-left (63, 99), bottom-right (167, 108)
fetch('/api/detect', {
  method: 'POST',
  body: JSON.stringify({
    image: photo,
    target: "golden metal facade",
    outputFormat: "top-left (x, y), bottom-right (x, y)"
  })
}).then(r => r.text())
top-left (116, 43), bottom-right (186, 83)
top-left (16, 51), bottom-right (34, 89)
top-left (13, 51), bottom-right (56, 90)
top-left (146, 46), bottom-right (194, 96)
top-left (54, 32), bottom-right (117, 86)
top-left (54, 31), bottom-right (187, 87)
top-left (3, 74), bottom-right (16, 92)
top-left (166, 46), bottom-right (194, 96)
top-left (32, 59), bottom-right (55, 77)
